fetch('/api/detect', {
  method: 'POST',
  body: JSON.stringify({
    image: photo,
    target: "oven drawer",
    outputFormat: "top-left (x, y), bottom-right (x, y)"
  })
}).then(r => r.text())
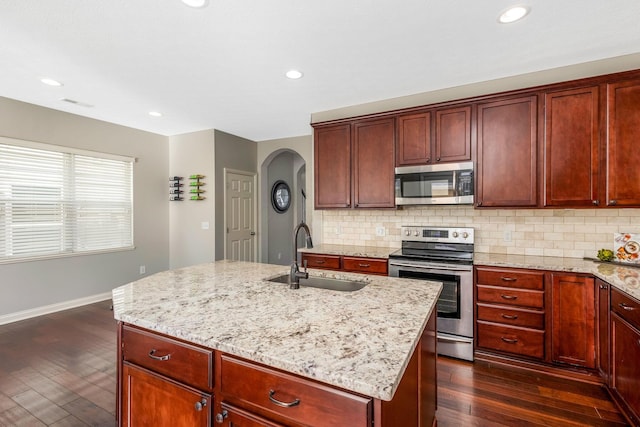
top-left (342, 256), bottom-right (388, 275)
top-left (477, 321), bottom-right (545, 359)
top-left (477, 303), bottom-right (544, 330)
top-left (477, 285), bottom-right (544, 309)
top-left (476, 267), bottom-right (544, 290)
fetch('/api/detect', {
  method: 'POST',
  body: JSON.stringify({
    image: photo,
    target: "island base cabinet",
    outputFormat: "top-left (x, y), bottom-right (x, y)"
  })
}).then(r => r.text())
top-left (611, 315), bottom-right (640, 426)
top-left (216, 402), bottom-right (285, 427)
top-left (121, 363), bottom-right (212, 427)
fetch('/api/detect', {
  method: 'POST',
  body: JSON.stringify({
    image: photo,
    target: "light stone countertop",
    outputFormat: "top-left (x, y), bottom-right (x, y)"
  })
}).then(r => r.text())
top-left (300, 244), bottom-right (393, 259)
top-left (112, 260), bottom-right (441, 401)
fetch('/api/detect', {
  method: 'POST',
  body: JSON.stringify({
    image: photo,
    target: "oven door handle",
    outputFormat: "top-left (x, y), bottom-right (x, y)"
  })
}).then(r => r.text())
top-left (389, 261), bottom-right (472, 272)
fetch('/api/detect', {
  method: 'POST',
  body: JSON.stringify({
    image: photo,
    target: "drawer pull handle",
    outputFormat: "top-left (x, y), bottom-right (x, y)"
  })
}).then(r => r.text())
top-left (619, 303), bottom-right (636, 311)
top-left (268, 389), bottom-right (300, 408)
top-left (501, 294), bottom-right (518, 300)
top-left (315, 260), bottom-right (325, 264)
top-left (358, 263), bottom-right (370, 268)
top-left (501, 314), bottom-right (518, 320)
top-left (501, 277), bottom-right (517, 282)
top-left (194, 398), bottom-right (207, 411)
top-left (215, 410), bottom-right (228, 423)
top-left (501, 337), bottom-right (518, 344)
top-left (148, 349), bottom-right (171, 361)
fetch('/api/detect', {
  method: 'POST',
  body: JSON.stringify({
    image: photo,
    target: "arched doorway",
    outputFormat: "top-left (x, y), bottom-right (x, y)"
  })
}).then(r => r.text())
top-left (260, 149), bottom-right (306, 266)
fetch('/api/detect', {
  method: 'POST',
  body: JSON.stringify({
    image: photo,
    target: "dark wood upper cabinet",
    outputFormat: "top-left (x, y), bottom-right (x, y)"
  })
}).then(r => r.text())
top-left (314, 124), bottom-right (351, 208)
top-left (435, 106), bottom-right (472, 163)
top-left (396, 112), bottom-right (432, 166)
top-left (544, 87), bottom-right (600, 207)
top-left (313, 118), bottom-right (395, 209)
top-left (353, 118), bottom-right (395, 208)
top-left (607, 79), bottom-right (640, 206)
top-left (396, 106), bottom-right (471, 167)
top-left (551, 274), bottom-right (596, 369)
top-left (476, 96), bottom-right (538, 207)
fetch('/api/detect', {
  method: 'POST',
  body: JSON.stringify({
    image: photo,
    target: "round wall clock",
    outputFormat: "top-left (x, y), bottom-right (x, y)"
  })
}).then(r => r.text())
top-left (271, 180), bottom-right (291, 213)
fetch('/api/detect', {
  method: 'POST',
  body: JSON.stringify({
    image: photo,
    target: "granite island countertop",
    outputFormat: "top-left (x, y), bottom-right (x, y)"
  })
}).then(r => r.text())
top-left (112, 260), bottom-right (441, 401)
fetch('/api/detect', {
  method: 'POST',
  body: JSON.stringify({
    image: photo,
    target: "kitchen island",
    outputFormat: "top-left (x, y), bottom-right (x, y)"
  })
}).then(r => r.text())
top-left (112, 260), bottom-right (441, 426)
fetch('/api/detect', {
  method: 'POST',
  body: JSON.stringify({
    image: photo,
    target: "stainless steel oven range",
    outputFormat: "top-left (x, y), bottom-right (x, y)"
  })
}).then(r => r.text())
top-left (388, 226), bottom-right (474, 361)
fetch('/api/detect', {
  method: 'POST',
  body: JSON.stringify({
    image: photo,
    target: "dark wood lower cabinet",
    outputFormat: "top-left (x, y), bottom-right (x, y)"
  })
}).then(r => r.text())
top-left (611, 313), bottom-right (640, 426)
top-left (551, 274), bottom-right (596, 369)
top-left (121, 363), bottom-right (212, 427)
top-left (597, 279), bottom-right (610, 384)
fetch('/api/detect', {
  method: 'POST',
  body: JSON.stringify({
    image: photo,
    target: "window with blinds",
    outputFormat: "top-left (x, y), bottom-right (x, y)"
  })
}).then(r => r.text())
top-left (0, 138), bottom-right (134, 263)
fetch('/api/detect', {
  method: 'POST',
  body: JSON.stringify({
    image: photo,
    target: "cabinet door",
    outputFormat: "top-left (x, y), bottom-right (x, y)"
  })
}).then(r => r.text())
top-left (435, 106), bottom-right (471, 163)
top-left (551, 275), bottom-right (596, 368)
top-left (476, 96), bottom-right (538, 207)
top-left (122, 363), bottom-right (212, 427)
top-left (314, 124), bottom-right (351, 208)
top-left (544, 87), bottom-right (600, 207)
top-left (607, 79), bottom-right (640, 206)
top-left (597, 279), bottom-right (610, 383)
top-left (611, 313), bottom-right (640, 425)
top-left (216, 402), bottom-right (284, 427)
top-left (352, 118), bottom-right (395, 208)
top-left (396, 111), bottom-right (432, 166)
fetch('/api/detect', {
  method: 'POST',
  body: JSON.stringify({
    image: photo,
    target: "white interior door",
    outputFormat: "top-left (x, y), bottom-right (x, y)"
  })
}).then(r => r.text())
top-left (225, 170), bottom-right (256, 261)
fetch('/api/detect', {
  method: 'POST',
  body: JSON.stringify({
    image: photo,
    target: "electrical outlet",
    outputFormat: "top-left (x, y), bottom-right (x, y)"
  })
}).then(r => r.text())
top-left (503, 230), bottom-right (512, 242)
top-left (376, 226), bottom-right (386, 237)
top-left (201, 221), bottom-right (209, 230)
top-left (139, 265), bottom-right (146, 275)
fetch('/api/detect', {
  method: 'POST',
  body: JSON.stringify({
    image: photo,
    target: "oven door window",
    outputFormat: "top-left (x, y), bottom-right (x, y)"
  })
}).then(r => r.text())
top-left (397, 270), bottom-right (461, 319)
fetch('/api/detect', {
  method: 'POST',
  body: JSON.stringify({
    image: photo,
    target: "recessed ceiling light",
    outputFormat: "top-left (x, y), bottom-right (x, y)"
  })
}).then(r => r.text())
top-left (285, 70), bottom-right (303, 80)
top-left (498, 6), bottom-right (530, 24)
top-left (41, 78), bottom-right (63, 87)
top-left (181, 0), bottom-right (208, 8)
top-left (148, 111), bottom-right (163, 117)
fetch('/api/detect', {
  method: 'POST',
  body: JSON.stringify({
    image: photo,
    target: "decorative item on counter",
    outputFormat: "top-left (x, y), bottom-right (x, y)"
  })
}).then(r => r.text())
top-left (597, 248), bottom-right (614, 262)
top-left (189, 174), bottom-right (205, 200)
top-left (614, 233), bottom-right (640, 264)
top-left (169, 176), bottom-right (184, 201)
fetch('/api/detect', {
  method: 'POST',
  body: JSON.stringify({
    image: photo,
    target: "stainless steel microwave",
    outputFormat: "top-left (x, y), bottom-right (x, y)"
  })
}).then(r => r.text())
top-left (395, 162), bottom-right (474, 205)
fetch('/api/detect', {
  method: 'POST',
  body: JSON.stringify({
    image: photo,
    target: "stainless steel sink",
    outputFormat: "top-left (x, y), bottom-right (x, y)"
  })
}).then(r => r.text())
top-left (267, 274), bottom-right (368, 292)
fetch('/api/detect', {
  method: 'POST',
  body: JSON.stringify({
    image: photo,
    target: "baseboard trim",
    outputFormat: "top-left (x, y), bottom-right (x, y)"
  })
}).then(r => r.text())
top-left (0, 292), bottom-right (112, 325)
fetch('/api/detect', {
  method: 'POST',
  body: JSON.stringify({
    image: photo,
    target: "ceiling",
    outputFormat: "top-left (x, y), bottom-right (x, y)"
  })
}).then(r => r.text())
top-left (1, 1), bottom-right (639, 142)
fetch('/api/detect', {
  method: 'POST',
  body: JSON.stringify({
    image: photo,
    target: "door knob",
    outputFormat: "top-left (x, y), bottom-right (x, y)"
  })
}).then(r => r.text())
top-left (250, 231), bottom-right (256, 236)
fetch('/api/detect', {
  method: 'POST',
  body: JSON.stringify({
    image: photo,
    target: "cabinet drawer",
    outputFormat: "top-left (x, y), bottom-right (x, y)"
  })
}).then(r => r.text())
top-left (612, 288), bottom-right (640, 330)
top-left (302, 254), bottom-right (341, 270)
top-left (220, 355), bottom-right (371, 427)
top-left (121, 325), bottom-right (213, 390)
top-left (342, 256), bottom-right (388, 275)
top-left (477, 321), bottom-right (545, 359)
top-left (477, 285), bottom-right (544, 309)
top-left (476, 267), bottom-right (544, 290)
top-left (477, 303), bottom-right (544, 329)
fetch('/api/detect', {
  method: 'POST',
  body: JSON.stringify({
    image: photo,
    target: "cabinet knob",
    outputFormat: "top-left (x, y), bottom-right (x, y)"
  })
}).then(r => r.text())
top-left (215, 410), bottom-right (228, 423)
top-left (436, 157), bottom-right (441, 162)
top-left (194, 398), bottom-right (207, 411)
top-left (477, 201), bottom-right (483, 207)
top-left (592, 200), bottom-right (599, 206)
top-left (610, 199), bottom-right (618, 206)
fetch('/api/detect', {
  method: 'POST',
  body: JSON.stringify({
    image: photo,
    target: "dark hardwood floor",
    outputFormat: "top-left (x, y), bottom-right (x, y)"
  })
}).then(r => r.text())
top-left (0, 301), bottom-right (629, 426)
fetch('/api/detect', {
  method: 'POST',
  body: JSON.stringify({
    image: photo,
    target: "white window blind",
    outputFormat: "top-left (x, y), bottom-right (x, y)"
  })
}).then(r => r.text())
top-left (0, 138), bottom-right (134, 263)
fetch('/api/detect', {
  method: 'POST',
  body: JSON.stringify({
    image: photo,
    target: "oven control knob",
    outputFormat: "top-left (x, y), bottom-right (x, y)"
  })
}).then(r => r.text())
top-left (414, 231), bottom-right (419, 237)
top-left (405, 229), bottom-right (411, 236)
top-left (462, 232), bottom-right (469, 239)
top-left (452, 231), bottom-right (459, 238)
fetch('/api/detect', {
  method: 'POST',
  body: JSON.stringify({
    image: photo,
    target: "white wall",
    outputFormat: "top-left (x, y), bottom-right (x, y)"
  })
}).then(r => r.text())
top-left (169, 130), bottom-right (216, 269)
top-left (0, 97), bottom-right (169, 318)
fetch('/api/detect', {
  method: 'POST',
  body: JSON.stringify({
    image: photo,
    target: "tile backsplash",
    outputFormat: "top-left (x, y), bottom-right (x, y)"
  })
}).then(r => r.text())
top-left (317, 206), bottom-right (640, 259)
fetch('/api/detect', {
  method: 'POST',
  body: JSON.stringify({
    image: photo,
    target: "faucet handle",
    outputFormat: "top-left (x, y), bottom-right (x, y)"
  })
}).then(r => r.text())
top-left (303, 259), bottom-right (308, 272)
